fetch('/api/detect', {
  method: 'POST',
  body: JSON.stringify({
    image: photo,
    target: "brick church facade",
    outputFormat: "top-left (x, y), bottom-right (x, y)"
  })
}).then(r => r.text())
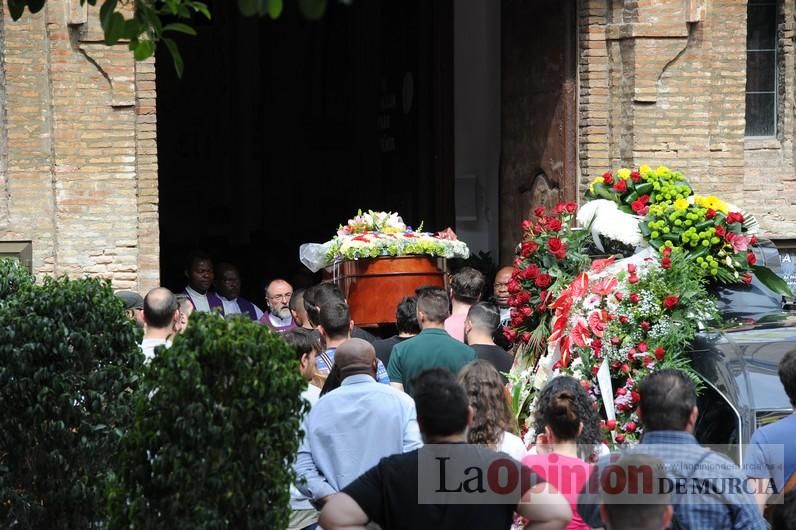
top-left (0, 0), bottom-right (794, 291)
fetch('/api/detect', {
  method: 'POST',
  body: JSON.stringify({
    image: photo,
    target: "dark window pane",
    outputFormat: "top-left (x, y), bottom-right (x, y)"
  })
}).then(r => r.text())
top-left (746, 50), bottom-right (776, 92)
top-left (747, 4), bottom-right (777, 50)
top-left (746, 93), bottom-right (776, 136)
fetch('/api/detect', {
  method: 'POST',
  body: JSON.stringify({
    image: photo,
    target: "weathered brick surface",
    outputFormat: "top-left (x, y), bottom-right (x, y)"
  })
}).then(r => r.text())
top-left (0, 0), bottom-right (159, 290)
top-left (580, 0), bottom-right (796, 240)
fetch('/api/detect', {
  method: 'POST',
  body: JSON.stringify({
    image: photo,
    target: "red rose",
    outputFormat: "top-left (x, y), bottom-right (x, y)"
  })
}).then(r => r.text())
top-left (629, 293), bottom-right (640, 304)
top-left (534, 207), bottom-right (545, 217)
top-left (747, 252), bottom-right (757, 266)
top-left (628, 274), bottom-right (639, 285)
top-left (511, 316), bottom-right (523, 327)
top-left (545, 218), bottom-right (563, 232)
top-left (580, 380), bottom-right (591, 391)
top-left (616, 387), bottom-right (627, 396)
top-left (619, 315), bottom-right (630, 325)
top-left (565, 202), bottom-right (578, 214)
top-left (537, 303), bottom-right (547, 312)
top-left (640, 320), bottom-right (650, 331)
top-left (661, 257), bottom-right (672, 269)
top-left (533, 226), bottom-right (543, 235)
top-left (521, 241), bottom-right (539, 257)
top-left (630, 171), bottom-right (641, 182)
top-left (553, 203), bottom-right (566, 214)
top-left (631, 200), bottom-right (647, 215)
top-left (727, 212), bottom-right (744, 224)
top-left (615, 292), bottom-right (624, 301)
top-left (521, 220), bottom-right (532, 231)
top-left (591, 338), bottom-right (602, 351)
top-left (625, 421), bottom-right (637, 433)
top-left (503, 328), bottom-right (517, 342)
top-left (631, 391), bottom-right (641, 403)
top-left (539, 290), bottom-right (549, 302)
top-left (520, 305), bottom-right (533, 317)
top-left (612, 179), bottom-right (628, 193)
top-left (654, 346), bottom-right (665, 360)
top-left (522, 263), bottom-right (540, 279)
top-left (750, 235), bottom-right (758, 245)
top-left (742, 273), bottom-right (753, 285)
top-left (705, 208), bottom-right (716, 220)
top-left (638, 194), bottom-right (650, 205)
top-left (602, 171), bottom-right (614, 185)
top-left (637, 342), bottom-right (648, 353)
top-left (663, 295), bottom-right (679, 310)
top-left (610, 336), bottom-right (621, 346)
top-left (605, 419), bottom-right (617, 430)
top-left (508, 280), bottom-right (521, 294)
top-left (547, 237), bottom-right (564, 252)
top-left (520, 332), bottom-right (531, 343)
top-left (714, 225), bottom-right (726, 237)
top-left (615, 434), bottom-right (626, 444)
top-left (662, 246), bottom-right (672, 257)
top-left (592, 365), bottom-right (600, 376)
top-left (535, 273), bottom-right (553, 288)
top-left (627, 263), bottom-right (637, 274)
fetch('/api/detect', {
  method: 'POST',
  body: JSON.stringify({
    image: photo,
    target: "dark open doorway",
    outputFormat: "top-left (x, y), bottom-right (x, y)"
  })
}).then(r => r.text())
top-left (156, 0), bottom-right (453, 301)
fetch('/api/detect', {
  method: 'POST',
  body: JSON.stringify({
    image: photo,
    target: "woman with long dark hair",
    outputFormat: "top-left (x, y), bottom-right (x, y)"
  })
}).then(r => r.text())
top-left (458, 360), bottom-right (526, 460)
top-left (523, 376), bottom-right (598, 530)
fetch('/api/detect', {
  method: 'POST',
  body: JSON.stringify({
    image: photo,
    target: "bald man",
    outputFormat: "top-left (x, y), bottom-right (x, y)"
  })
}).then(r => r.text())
top-left (294, 338), bottom-right (422, 506)
top-left (259, 278), bottom-right (297, 332)
top-left (140, 287), bottom-right (179, 362)
top-left (491, 266), bottom-right (515, 350)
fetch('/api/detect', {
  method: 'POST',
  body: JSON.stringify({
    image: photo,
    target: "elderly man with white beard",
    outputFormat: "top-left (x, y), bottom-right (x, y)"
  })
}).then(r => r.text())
top-left (259, 278), bottom-right (298, 333)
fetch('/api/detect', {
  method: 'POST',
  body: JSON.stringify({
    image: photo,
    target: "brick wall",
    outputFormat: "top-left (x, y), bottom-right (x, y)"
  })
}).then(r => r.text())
top-left (0, 0), bottom-right (159, 291)
top-left (579, 0), bottom-right (796, 240)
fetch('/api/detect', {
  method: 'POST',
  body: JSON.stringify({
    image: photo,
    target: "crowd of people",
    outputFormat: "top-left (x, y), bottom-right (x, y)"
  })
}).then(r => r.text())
top-left (113, 252), bottom-right (796, 530)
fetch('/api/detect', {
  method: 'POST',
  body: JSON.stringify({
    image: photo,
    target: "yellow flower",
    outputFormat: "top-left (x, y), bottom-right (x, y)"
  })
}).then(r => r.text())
top-left (589, 176), bottom-right (605, 194)
top-left (639, 164), bottom-right (651, 174)
top-left (617, 168), bottom-right (631, 180)
top-left (655, 166), bottom-right (670, 177)
top-left (697, 195), bottom-right (729, 213)
top-left (674, 198), bottom-right (689, 210)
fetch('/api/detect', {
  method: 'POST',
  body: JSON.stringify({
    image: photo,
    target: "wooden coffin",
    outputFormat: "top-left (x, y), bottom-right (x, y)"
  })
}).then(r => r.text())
top-left (327, 256), bottom-right (448, 326)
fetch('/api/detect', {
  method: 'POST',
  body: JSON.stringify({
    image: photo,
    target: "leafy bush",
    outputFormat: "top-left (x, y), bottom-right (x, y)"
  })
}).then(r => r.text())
top-left (107, 313), bottom-right (307, 529)
top-left (0, 269), bottom-right (143, 528)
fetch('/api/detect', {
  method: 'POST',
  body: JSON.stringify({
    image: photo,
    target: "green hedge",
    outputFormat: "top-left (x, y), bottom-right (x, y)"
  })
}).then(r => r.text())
top-left (0, 265), bottom-right (143, 528)
top-left (107, 313), bottom-right (307, 529)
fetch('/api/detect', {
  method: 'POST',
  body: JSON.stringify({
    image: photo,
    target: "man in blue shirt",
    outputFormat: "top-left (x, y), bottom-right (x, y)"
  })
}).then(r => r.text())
top-left (294, 338), bottom-right (422, 506)
top-left (744, 350), bottom-right (796, 510)
top-left (315, 301), bottom-right (389, 384)
top-left (578, 369), bottom-right (766, 530)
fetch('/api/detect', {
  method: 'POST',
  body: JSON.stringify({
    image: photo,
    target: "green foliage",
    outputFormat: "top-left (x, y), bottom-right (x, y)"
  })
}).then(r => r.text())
top-left (107, 313), bottom-right (307, 529)
top-left (6, 0), bottom-right (335, 77)
top-left (0, 268), bottom-right (143, 528)
top-left (0, 259), bottom-right (34, 301)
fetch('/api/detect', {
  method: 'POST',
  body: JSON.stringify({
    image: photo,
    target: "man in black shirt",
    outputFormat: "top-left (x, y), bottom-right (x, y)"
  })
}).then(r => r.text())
top-left (465, 302), bottom-right (514, 384)
top-left (372, 296), bottom-right (419, 367)
top-left (319, 369), bottom-right (571, 530)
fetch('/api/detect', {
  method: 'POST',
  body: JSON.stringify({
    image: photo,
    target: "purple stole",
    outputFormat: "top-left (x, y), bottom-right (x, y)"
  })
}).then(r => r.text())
top-left (182, 288), bottom-right (225, 315)
top-left (258, 311), bottom-right (297, 333)
top-left (236, 297), bottom-right (259, 320)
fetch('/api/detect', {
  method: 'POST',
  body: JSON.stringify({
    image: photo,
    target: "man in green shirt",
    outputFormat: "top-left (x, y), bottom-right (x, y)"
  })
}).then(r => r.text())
top-left (388, 286), bottom-right (476, 395)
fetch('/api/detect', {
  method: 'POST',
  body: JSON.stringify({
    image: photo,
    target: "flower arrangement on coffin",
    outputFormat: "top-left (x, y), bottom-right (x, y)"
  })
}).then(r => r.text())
top-left (323, 210), bottom-right (470, 264)
top-left (507, 164), bottom-right (793, 446)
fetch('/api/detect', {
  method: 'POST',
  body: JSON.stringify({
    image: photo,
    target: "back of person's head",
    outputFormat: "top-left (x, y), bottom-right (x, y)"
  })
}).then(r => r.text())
top-left (415, 286), bottom-right (450, 324)
top-left (289, 288), bottom-right (306, 313)
top-left (319, 300), bottom-right (351, 340)
top-left (395, 296), bottom-right (420, 335)
top-left (772, 489), bottom-right (796, 530)
top-left (638, 369), bottom-right (696, 432)
top-left (538, 379), bottom-right (582, 440)
top-left (457, 360), bottom-right (514, 446)
top-left (779, 350), bottom-right (796, 407)
top-left (413, 368), bottom-right (469, 438)
top-left (282, 327), bottom-right (321, 360)
top-left (143, 287), bottom-right (178, 329)
top-left (304, 282), bottom-right (345, 327)
top-left (534, 376), bottom-right (602, 458)
top-left (600, 453), bottom-right (672, 530)
top-left (466, 302), bottom-right (501, 334)
top-left (450, 267), bottom-right (485, 305)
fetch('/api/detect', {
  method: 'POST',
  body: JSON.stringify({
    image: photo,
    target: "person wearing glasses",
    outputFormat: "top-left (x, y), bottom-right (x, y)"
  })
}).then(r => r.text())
top-left (260, 278), bottom-right (297, 332)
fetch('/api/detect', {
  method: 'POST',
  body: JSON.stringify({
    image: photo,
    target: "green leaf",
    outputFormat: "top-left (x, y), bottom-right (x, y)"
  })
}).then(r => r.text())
top-left (133, 39), bottom-right (155, 61)
top-left (104, 12), bottom-right (126, 46)
top-left (268, 0), bottom-right (283, 18)
top-left (192, 1), bottom-right (212, 20)
top-left (163, 22), bottom-right (197, 35)
top-left (238, 0), bottom-right (259, 16)
top-left (7, 0), bottom-right (26, 20)
top-left (163, 37), bottom-right (184, 78)
top-left (752, 265), bottom-right (795, 297)
top-left (99, 0), bottom-right (118, 31)
top-left (298, 0), bottom-right (327, 19)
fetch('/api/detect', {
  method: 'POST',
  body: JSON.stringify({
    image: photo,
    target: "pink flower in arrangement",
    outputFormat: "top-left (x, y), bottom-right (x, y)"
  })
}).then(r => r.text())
top-left (592, 276), bottom-right (618, 295)
top-left (627, 264), bottom-right (637, 274)
top-left (571, 317), bottom-right (591, 348)
top-left (588, 310), bottom-right (608, 337)
top-left (731, 235), bottom-right (752, 253)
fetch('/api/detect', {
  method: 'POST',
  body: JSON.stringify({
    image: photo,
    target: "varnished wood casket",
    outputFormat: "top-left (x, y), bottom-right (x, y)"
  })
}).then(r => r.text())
top-left (326, 256), bottom-right (448, 326)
